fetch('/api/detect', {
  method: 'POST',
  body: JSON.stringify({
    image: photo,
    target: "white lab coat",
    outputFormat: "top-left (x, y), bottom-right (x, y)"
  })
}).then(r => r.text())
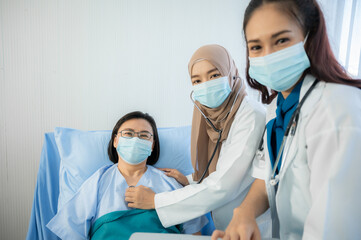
top-left (252, 74), bottom-right (361, 240)
top-left (155, 96), bottom-right (271, 236)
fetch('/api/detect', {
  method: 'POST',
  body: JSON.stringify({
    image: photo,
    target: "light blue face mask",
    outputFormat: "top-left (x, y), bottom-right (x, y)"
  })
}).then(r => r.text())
top-left (116, 137), bottom-right (152, 165)
top-left (248, 41), bottom-right (311, 92)
top-left (192, 76), bottom-right (232, 108)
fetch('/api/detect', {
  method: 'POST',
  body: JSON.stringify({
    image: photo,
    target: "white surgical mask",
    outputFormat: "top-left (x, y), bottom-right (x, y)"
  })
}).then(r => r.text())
top-left (248, 41), bottom-right (310, 92)
top-left (192, 76), bottom-right (231, 108)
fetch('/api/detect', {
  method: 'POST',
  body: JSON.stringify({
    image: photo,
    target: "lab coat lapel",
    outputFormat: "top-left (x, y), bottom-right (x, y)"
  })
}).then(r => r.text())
top-left (264, 97), bottom-right (277, 179)
top-left (264, 104), bottom-right (275, 179)
top-left (278, 75), bottom-right (325, 179)
top-left (264, 98), bottom-right (280, 238)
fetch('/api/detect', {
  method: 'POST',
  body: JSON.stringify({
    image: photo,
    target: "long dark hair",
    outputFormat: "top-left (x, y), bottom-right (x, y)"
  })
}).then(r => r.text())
top-left (107, 111), bottom-right (160, 165)
top-left (243, 0), bottom-right (361, 104)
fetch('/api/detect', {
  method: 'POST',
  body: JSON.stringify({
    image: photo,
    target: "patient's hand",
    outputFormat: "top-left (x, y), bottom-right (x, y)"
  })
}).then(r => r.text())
top-left (159, 168), bottom-right (189, 186)
top-left (125, 185), bottom-right (155, 209)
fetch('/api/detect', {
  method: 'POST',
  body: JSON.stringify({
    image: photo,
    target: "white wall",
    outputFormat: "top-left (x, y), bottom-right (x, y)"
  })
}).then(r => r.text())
top-left (0, 0), bottom-right (250, 239)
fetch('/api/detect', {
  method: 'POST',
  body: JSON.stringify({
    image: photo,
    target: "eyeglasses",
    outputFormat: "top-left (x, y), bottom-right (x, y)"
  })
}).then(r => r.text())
top-left (117, 130), bottom-right (153, 140)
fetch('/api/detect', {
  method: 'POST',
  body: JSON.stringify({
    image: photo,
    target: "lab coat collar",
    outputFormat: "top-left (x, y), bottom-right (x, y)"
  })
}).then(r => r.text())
top-left (298, 74), bottom-right (325, 118)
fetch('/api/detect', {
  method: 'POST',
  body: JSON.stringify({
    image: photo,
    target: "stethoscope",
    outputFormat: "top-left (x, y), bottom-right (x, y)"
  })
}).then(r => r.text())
top-left (257, 78), bottom-right (319, 186)
top-left (190, 76), bottom-right (242, 184)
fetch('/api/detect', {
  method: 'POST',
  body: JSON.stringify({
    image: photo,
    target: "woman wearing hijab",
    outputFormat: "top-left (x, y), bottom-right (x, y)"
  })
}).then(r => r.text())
top-left (125, 45), bottom-right (271, 236)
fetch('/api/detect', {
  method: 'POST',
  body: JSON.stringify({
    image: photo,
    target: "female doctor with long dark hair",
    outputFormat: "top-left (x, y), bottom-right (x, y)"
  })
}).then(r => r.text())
top-left (212, 0), bottom-right (361, 239)
top-left (125, 44), bottom-right (271, 236)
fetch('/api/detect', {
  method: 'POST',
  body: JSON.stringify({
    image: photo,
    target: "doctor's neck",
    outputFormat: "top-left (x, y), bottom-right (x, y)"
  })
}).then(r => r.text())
top-left (281, 88), bottom-right (294, 99)
top-left (281, 78), bottom-right (303, 99)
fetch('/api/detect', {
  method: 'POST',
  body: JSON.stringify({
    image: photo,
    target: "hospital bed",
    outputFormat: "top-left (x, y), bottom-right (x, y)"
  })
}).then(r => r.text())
top-left (26, 126), bottom-right (215, 240)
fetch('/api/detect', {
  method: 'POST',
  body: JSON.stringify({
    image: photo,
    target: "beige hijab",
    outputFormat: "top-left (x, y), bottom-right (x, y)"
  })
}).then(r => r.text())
top-left (189, 44), bottom-right (247, 181)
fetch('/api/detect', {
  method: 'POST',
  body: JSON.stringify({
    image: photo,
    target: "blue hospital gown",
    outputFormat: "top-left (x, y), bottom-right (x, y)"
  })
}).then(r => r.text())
top-left (47, 164), bottom-right (207, 239)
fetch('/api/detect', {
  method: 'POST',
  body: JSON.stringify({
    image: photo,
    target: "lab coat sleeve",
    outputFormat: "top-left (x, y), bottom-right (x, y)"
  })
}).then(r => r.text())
top-left (186, 174), bottom-right (196, 184)
top-left (159, 172), bottom-right (209, 234)
top-left (155, 99), bottom-right (266, 227)
top-left (46, 169), bottom-right (102, 239)
top-left (181, 215), bottom-right (209, 234)
top-left (303, 121), bottom-right (361, 238)
top-left (251, 148), bottom-right (267, 180)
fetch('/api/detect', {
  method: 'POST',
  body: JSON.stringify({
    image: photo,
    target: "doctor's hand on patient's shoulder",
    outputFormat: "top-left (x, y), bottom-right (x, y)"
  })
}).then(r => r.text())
top-left (211, 207), bottom-right (261, 240)
top-left (125, 185), bottom-right (155, 209)
top-left (159, 168), bottom-right (189, 186)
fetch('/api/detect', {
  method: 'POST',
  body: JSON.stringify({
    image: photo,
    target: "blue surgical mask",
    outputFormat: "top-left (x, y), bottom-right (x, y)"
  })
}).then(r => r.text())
top-left (248, 41), bottom-right (310, 92)
top-left (192, 76), bottom-right (232, 108)
top-left (116, 137), bottom-right (152, 165)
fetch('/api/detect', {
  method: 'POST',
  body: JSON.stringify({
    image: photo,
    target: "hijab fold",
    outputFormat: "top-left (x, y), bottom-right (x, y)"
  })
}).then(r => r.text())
top-left (189, 45), bottom-right (247, 181)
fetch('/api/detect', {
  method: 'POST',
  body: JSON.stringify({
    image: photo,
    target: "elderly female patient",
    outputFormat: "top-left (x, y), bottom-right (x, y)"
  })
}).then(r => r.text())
top-left (47, 111), bottom-right (206, 239)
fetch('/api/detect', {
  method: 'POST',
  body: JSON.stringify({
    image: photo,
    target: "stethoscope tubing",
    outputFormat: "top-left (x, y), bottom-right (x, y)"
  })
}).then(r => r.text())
top-left (197, 129), bottom-right (222, 184)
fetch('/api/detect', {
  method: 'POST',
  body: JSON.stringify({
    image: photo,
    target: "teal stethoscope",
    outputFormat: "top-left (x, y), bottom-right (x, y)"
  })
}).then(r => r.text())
top-left (257, 78), bottom-right (319, 186)
top-left (190, 76), bottom-right (242, 184)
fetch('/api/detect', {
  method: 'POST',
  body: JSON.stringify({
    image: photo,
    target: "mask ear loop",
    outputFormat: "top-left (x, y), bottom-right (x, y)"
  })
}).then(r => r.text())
top-left (303, 32), bottom-right (310, 45)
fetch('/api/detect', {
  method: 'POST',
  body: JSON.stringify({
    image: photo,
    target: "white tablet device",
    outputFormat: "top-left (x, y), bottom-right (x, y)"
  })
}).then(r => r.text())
top-left (129, 233), bottom-right (211, 240)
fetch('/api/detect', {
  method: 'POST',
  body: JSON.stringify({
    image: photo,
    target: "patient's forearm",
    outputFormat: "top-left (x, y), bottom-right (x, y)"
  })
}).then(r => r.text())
top-left (236, 179), bottom-right (269, 218)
